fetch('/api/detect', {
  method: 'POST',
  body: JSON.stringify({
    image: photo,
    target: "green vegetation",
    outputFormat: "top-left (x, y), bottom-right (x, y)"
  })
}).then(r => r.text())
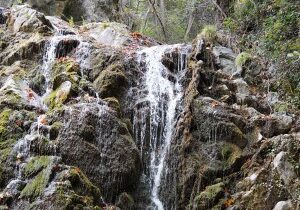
top-left (221, 143), bottom-right (242, 167)
top-left (194, 182), bottom-right (225, 208)
top-left (200, 25), bottom-right (217, 43)
top-left (223, 0), bottom-right (300, 108)
top-left (24, 156), bottom-right (51, 178)
top-left (235, 52), bottom-right (252, 67)
top-left (0, 109), bottom-right (12, 138)
top-left (21, 169), bottom-right (50, 199)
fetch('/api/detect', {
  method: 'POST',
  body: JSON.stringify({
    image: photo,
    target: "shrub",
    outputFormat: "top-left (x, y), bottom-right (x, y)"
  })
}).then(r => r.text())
top-left (200, 25), bottom-right (217, 43)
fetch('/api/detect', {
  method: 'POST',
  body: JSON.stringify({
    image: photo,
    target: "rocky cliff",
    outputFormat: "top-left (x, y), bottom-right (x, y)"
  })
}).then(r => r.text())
top-left (0, 3), bottom-right (299, 210)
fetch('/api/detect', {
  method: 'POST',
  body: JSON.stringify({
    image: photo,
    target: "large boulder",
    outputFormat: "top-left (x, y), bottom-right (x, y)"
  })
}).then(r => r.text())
top-left (56, 103), bottom-right (140, 202)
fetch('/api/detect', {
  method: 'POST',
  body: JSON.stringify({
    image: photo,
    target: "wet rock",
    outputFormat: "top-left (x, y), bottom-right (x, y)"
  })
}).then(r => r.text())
top-left (93, 64), bottom-right (128, 98)
top-left (191, 97), bottom-right (248, 148)
top-left (57, 104), bottom-right (140, 202)
top-left (8, 5), bottom-right (53, 33)
top-left (260, 113), bottom-right (293, 138)
top-left (45, 16), bottom-right (76, 35)
top-left (52, 58), bottom-right (80, 90)
top-left (0, 33), bottom-right (45, 65)
top-left (44, 81), bottom-right (72, 109)
top-left (116, 192), bottom-right (134, 209)
top-left (273, 151), bottom-right (296, 185)
top-left (230, 78), bottom-right (250, 103)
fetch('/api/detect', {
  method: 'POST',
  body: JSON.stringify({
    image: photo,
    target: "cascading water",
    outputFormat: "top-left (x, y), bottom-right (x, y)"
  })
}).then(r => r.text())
top-left (41, 30), bottom-right (90, 95)
top-left (2, 19), bottom-right (94, 197)
top-left (134, 44), bottom-right (190, 209)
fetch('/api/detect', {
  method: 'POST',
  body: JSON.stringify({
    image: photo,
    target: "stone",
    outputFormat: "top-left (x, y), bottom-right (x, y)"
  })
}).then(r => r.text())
top-left (8, 5), bottom-right (53, 33)
top-left (81, 22), bottom-right (133, 47)
top-left (193, 182), bottom-right (225, 209)
top-left (56, 103), bottom-right (141, 202)
top-left (44, 81), bottom-right (72, 109)
top-left (231, 78), bottom-right (250, 103)
top-left (273, 200), bottom-right (293, 210)
top-left (273, 152), bottom-right (296, 185)
top-left (26, 0), bottom-right (55, 16)
top-left (93, 64), bottom-right (128, 98)
top-left (212, 46), bottom-right (237, 75)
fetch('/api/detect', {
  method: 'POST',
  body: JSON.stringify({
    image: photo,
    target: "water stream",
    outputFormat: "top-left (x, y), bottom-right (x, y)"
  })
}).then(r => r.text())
top-left (3, 21), bottom-right (93, 196)
top-left (134, 44), bottom-right (190, 209)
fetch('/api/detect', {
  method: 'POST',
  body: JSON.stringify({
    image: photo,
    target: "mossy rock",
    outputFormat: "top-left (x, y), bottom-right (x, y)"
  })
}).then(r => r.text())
top-left (0, 109), bottom-right (12, 139)
top-left (68, 167), bottom-right (101, 198)
top-left (116, 192), bottom-right (134, 209)
top-left (23, 156), bottom-right (52, 178)
top-left (20, 168), bottom-right (51, 200)
top-left (0, 109), bottom-right (36, 186)
top-left (50, 121), bottom-right (63, 140)
top-left (21, 156), bottom-right (59, 200)
top-left (235, 52), bottom-right (252, 68)
top-left (44, 81), bottom-right (72, 109)
top-left (93, 64), bottom-right (128, 98)
top-left (219, 142), bottom-right (242, 167)
top-left (193, 182), bottom-right (225, 209)
top-left (103, 97), bottom-right (120, 114)
top-left (52, 58), bottom-right (80, 90)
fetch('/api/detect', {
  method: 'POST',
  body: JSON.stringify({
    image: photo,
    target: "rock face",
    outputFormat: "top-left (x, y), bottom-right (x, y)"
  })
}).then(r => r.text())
top-left (0, 4), bottom-right (299, 210)
top-left (0, 0), bottom-right (120, 22)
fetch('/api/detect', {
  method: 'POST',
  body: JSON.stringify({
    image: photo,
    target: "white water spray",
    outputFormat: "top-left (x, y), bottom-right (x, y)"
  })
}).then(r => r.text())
top-left (135, 44), bottom-right (190, 209)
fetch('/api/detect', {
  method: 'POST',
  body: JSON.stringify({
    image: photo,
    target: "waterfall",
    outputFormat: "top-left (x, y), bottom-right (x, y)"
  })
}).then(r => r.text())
top-left (41, 28), bottom-right (90, 96)
top-left (3, 22), bottom-right (94, 197)
top-left (134, 44), bottom-right (190, 209)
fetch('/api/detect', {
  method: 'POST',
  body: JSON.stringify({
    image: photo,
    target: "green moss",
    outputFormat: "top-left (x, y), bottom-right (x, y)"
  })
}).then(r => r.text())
top-left (69, 167), bottom-right (101, 198)
top-left (93, 64), bottom-right (128, 98)
top-left (21, 169), bottom-right (50, 199)
top-left (24, 156), bottom-right (51, 178)
top-left (199, 25), bottom-right (217, 43)
top-left (221, 143), bottom-right (242, 166)
top-left (194, 182), bottom-right (225, 208)
top-left (0, 109), bottom-right (11, 138)
top-left (235, 52), bottom-right (252, 67)
top-left (50, 122), bottom-right (63, 140)
top-left (52, 59), bottom-right (80, 90)
top-left (44, 82), bottom-right (71, 109)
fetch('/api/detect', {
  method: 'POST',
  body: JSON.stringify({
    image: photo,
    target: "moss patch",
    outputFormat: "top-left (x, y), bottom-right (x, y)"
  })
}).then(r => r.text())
top-left (93, 64), bottom-right (128, 98)
top-left (194, 182), bottom-right (225, 209)
top-left (23, 156), bottom-right (51, 178)
top-left (44, 81), bottom-right (72, 109)
top-left (69, 167), bottom-right (101, 198)
top-left (0, 109), bottom-right (12, 138)
top-left (200, 25), bottom-right (217, 43)
top-left (21, 168), bottom-right (50, 200)
top-left (220, 143), bottom-right (242, 167)
top-left (235, 52), bottom-right (252, 67)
